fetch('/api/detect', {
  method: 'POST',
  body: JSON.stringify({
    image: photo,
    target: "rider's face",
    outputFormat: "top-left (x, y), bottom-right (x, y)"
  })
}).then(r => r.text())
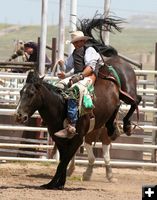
top-left (24, 47), bottom-right (33, 55)
top-left (72, 40), bottom-right (86, 49)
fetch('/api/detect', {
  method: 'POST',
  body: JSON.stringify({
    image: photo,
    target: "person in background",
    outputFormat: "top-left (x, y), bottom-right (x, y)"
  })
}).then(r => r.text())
top-left (54, 31), bottom-right (101, 139)
top-left (9, 41), bottom-right (51, 72)
top-left (23, 41), bottom-right (50, 64)
top-left (8, 40), bottom-right (25, 61)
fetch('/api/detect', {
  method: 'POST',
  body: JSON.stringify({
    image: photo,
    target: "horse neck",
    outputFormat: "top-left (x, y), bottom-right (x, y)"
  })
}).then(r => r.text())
top-left (38, 84), bottom-right (66, 131)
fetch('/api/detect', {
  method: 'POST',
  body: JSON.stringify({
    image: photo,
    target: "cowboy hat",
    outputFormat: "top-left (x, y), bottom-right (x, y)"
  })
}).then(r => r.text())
top-left (70, 31), bottom-right (92, 43)
top-left (24, 41), bottom-right (37, 49)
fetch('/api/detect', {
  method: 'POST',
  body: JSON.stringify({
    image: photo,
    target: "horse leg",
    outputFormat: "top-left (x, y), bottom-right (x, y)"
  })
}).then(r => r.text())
top-left (66, 155), bottom-right (76, 177)
top-left (120, 93), bottom-right (142, 135)
top-left (41, 135), bottom-right (83, 189)
top-left (49, 143), bottom-right (76, 177)
top-left (82, 142), bottom-right (95, 181)
top-left (102, 144), bottom-right (113, 181)
top-left (106, 105), bottom-right (120, 140)
top-left (50, 143), bottom-right (57, 158)
top-left (50, 144), bottom-right (76, 177)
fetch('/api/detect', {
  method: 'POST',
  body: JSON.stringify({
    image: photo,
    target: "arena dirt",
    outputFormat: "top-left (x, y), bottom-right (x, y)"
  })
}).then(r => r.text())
top-left (0, 162), bottom-right (157, 200)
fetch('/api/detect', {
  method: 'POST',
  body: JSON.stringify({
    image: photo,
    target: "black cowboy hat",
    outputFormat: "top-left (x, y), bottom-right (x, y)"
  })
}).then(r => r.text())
top-left (24, 42), bottom-right (37, 49)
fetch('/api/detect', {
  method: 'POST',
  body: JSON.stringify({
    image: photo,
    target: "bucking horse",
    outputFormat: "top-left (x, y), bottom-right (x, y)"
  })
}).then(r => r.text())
top-left (15, 15), bottom-right (141, 189)
top-left (77, 13), bottom-right (141, 135)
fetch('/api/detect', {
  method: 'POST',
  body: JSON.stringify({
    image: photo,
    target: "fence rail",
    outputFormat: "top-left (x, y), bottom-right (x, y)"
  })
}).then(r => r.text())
top-left (0, 69), bottom-right (156, 167)
top-left (0, 157), bottom-right (157, 168)
top-left (0, 142), bottom-right (157, 151)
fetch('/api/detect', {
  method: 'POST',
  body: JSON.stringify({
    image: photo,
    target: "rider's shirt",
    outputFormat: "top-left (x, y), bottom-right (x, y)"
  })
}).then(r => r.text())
top-left (64, 46), bottom-right (101, 76)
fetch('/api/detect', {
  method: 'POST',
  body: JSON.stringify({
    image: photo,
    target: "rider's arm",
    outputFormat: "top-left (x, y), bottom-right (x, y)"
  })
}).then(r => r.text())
top-left (58, 69), bottom-right (74, 79)
top-left (83, 47), bottom-right (100, 76)
top-left (57, 54), bottom-right (74, 79)
top-left (82, 66), bottom-right (93, 77)
top-left (64, 54), bottom-right (74, 73)
top-left (65, 68), bottom-right (74, 77)
top-left (9, 49), bottom-right (24, 61)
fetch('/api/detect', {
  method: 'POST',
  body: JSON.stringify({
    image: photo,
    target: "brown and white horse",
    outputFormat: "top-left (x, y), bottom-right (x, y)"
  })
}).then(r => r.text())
top-left (51, 126), bottom-right (120, 182)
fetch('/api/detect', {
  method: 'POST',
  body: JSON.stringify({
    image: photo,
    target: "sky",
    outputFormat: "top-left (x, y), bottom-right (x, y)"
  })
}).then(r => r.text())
top-left (0, 0), bottom-right (157, 25)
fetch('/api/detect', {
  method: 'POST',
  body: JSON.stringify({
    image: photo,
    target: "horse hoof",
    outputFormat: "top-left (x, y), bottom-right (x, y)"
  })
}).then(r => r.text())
top-left (82, 172), bottom-right (92, 181)
top-left (126, 132), bottom-right (132, 136)
top-left (40, 184), bottom-right (51, 189)
top-left (66, 167), bottom-right (75, 177)
top-left (123, 121), bottom-right (132, 136)
top-left (40, 183), bottom-right (64, 190)
top-left (109, 123), bottom-right (122, 141)
top-left (106, 175), bottom-right (113, 182)
top-left (123, 126), bottom-right (132, 136)
top-left (108, 177), bottom-right (118, 183)
top-left (106, 166), bottom-right (113, 181)
top-left (110, 135), bottom-right (117, 141)
top-left (82, 175), bottom-right (91, 181)
top-left (110, 133), bottom-right (118, 141)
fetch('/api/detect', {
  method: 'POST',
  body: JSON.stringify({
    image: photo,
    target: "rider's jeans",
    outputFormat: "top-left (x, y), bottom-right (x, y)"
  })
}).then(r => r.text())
top-left (55, 76), bottom-right (93, 126)
top-left (67, 99), bottom-right (78, 125)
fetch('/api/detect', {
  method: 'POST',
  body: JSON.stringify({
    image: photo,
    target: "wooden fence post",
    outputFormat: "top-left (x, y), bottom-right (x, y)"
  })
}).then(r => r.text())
top-left (37, 37), bottom-right (40, 71)
top-left (51, 38), bottom-right (57, 72)
top-left (152, 42), bottom-right (157, 165)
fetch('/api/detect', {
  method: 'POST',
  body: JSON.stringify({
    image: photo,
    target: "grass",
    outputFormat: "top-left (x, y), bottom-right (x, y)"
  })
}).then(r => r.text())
top-left (0, 24), bottom-right (11, 30)
top-left (110, 28), bottom-right (157, 58)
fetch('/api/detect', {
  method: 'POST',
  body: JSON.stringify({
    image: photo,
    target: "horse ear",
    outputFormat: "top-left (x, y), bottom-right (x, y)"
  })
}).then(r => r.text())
top-left (39, 75), bottom-right (45, 82)
top-left (26, 70), bottom-right (41, 83)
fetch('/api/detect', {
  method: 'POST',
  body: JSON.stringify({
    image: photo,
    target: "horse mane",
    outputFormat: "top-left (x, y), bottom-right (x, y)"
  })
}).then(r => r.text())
top-left (26, 71), bottom-right (65, 104)
top-left (77, 12), bottom-right (125, 57)
top-left (26, 70), bottom-right (41, 83)
top-left (43, 82), bottom-right (67, 105)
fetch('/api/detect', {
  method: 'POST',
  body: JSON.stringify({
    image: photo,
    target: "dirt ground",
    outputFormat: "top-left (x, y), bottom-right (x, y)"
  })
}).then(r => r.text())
top-left (0, 162), bottom-right (157, 200)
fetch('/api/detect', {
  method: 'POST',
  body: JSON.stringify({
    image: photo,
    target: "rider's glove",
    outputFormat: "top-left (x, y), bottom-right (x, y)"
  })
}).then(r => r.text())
top-left (67, 73), bottom-right (84, 88)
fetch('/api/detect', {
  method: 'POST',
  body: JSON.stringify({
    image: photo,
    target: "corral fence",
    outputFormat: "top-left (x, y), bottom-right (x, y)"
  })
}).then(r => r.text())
top-left (0, 41), bottom-right (157, 169)
top-left (0, 70), bottom-right (157, 167)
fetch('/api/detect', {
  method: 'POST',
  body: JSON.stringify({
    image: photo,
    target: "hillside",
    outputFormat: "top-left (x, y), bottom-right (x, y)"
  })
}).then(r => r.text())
top-left (0, 24), bottom-right (156, 70)
top-left (127, 15), bottom-right (157, 28)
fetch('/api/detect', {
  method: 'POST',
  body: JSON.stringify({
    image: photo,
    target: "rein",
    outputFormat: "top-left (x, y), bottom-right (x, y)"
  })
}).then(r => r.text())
top-left (98, 70), bottom-right (121, 88)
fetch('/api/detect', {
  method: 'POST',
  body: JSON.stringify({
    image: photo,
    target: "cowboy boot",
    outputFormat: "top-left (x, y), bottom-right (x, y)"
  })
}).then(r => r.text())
top-left (54, 119), bottom-right (77, 139)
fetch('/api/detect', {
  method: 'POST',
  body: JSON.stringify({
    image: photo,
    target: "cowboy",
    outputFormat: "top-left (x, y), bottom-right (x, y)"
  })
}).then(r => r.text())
top-left (9, 41), bottom-right (51, 72)
top-left (23, 41), bottom-right (50, 63)
top-left (54, 31), bottom-right (101, 139)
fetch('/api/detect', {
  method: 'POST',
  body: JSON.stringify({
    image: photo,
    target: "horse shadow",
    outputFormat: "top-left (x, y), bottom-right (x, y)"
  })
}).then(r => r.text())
top-left (26, 173), bottom-right (52, 179)
top-left (0, 184), bottom-right (40, 190)
top-left (0, 184), bottom-right (87, 191)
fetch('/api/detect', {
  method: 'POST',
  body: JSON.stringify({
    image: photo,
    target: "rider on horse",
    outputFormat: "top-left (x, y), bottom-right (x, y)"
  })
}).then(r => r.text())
top-left (54, 31), bottom-right (102, 139)
top-left (54, 15), bottom-right (141, 139)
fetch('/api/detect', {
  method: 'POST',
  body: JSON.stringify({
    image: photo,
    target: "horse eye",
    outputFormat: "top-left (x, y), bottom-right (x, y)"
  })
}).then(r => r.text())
top-left (28, 91), bottom-right (34, 98)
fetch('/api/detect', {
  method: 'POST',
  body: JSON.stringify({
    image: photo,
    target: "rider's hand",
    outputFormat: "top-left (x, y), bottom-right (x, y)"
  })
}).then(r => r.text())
top-left (58, 60), bottom-right (64, 67)
top-left (67, 73), bottom-right (84, 88)
top-left (57, 71), bottom-right (65, 79)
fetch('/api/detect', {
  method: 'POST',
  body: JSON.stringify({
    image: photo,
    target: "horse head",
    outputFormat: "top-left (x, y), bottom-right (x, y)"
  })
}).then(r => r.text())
top-left (16, 70), bottom-right (66, 135)
top-left (16, 71), bottom-right (44, 124)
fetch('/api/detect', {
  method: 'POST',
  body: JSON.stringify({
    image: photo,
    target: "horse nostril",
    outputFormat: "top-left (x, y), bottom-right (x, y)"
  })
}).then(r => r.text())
top-left (15, 113), bottom-right (22, 123)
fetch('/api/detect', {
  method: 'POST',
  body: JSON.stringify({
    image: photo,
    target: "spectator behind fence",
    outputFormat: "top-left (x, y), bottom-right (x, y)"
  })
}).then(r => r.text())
top-left (23, 42), bottom-right (50, 63)
top-left (9, 41), bottom-right (51, 73)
